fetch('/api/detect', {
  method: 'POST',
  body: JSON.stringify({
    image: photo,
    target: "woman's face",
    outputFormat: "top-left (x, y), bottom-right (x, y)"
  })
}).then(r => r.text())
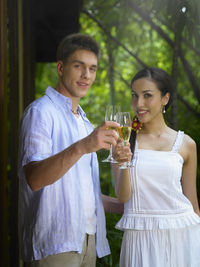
top-left (131, 78), bottom-right (170, 123)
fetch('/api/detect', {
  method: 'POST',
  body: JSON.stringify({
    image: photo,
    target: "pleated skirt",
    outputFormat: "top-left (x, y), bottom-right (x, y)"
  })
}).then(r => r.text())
top-left (120, 224), bottom-right (200, 267)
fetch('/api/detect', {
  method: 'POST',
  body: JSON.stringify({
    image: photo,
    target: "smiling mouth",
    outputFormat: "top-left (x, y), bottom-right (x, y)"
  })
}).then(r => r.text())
top-left (137, 110), bottom-right (148, 116)
top-left (77, 82), bottom-right (89, 87)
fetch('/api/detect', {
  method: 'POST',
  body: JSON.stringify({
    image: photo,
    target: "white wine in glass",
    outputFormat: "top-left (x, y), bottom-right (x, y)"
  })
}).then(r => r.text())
top-left (117, 112), bottom-right (132, 169)
top-left (102, 105), bottom-right (121, 163)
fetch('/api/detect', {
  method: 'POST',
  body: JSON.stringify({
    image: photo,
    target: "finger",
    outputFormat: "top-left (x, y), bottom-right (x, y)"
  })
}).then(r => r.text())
top-left (104, 121), bottom-right (120, 129)
top-left (115, 155), bottom-right (131, 163)
top-left (104, 130), bottom-right (119, 141)
top-left (116, 138), bottom-right (123, 145)
top-left (104, 136), bottom-right (118, 147)
top-left (116, 151), bottom-right (132, 160)
top-left (102, 143), bottom-right (112, 151)
top-left (114, 149), bottom-right (132, 161)
top-left (116, 146), bottom-right (132, 155)
top-left (95, 126), bottom-right (119, 139)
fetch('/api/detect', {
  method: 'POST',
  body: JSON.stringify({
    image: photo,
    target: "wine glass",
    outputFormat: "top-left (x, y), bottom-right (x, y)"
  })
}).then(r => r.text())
top-left (117, 112), bottom-right (132, 169)
top-left (102, 105), bottom-right (121, 163)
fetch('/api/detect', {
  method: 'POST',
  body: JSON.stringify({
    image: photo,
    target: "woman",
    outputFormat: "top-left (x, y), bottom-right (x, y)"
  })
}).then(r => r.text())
top-left (113, 67), bottom-right (200, 267)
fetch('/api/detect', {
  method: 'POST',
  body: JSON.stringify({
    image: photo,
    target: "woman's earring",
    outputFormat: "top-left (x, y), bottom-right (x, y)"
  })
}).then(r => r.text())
top-left (163, 106), bottom-right (166, 114)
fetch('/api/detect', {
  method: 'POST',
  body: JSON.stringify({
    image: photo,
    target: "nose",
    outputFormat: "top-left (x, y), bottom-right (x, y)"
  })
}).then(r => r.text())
top-left (81, 67), bottom-right (90, 79)
top-left (132, 95), bottom-right (144, 109)
top-left (136, 96), bottom-right (145, 108)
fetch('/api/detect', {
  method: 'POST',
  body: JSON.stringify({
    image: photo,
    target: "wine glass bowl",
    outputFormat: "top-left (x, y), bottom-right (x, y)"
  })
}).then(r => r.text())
top-left (117, 112), bottom-right (132, 169)
top-left (102, 105), bottom-right (121, 163)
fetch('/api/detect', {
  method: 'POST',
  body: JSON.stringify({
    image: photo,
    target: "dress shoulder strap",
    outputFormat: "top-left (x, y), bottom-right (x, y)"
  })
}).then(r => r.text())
top-left (171, 130), bottom-right (184, 152)
top-left (131, 140), bottom-right (138, 166)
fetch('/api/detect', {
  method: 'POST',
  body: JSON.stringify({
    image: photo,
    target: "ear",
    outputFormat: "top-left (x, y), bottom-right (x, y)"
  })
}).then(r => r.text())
top-left (162, 92), bottom-right (170, 106)
top-left (57, 61), bottom-right (64, 76)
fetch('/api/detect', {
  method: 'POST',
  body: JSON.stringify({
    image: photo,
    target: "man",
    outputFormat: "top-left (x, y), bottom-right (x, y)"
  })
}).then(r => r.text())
top-left (18, 33), bottom-right (122, 267)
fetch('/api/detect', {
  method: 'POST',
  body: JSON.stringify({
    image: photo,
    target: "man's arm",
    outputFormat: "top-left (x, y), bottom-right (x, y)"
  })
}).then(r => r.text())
top-left (101, 194), bottom-right (124, 214)
top-left (25, 121), bottom-right (119, 191)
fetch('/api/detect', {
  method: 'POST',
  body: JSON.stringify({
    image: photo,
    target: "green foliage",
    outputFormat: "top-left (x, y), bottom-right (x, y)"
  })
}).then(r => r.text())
top-left (35, 63), bottom-right (57, 98)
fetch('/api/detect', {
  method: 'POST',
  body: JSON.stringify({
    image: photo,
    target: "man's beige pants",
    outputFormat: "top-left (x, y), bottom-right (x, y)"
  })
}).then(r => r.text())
top-left (24, 234), bottom-right (96, 267)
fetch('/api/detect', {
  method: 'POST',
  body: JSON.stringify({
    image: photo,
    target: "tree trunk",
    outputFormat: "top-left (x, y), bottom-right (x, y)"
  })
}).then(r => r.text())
top-left (171, 35), bottom-right (179, 129)
top-left (171, 9), bottom-right (186, 129)
top-left (106, 39), bottom-right (116, 105)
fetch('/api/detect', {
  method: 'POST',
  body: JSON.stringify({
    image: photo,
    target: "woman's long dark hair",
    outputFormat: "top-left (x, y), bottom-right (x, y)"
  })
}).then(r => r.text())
top-left (129, 67), bottom-right (173, 156)
top-left (130, 130), bottom-right (137, 156)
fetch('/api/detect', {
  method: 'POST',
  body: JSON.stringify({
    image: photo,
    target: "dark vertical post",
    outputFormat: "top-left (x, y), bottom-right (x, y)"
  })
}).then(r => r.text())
top-left (0, 0), bottom-right (9, 265)
top-left (8, 0), bottom-right (20, 265)
top-left (23, 0), bottom-right (35, 109)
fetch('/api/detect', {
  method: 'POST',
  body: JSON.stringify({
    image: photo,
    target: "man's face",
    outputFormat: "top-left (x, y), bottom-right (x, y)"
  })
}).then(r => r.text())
top-left (57, 49), bottom-right (98, 100)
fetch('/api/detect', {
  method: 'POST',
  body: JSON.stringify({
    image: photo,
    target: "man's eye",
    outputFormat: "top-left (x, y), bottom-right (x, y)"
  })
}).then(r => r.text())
top-left (90, 67), bottom-right (97, 73)
top-left (74, 64), bottom-right (80, 68)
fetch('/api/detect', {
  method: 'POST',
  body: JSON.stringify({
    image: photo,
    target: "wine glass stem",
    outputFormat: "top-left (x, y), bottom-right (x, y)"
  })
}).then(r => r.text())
top-left (110, 144), bottom-right (113, 157)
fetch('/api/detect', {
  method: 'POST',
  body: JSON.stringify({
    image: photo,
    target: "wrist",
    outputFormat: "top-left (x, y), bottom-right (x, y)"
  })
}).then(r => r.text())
top-left (75, 138), bottom-right (88, 155)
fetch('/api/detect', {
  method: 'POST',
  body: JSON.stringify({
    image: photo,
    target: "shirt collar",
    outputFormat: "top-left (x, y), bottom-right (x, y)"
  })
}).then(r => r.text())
top-left (45, 86), bottom-right (86, 118)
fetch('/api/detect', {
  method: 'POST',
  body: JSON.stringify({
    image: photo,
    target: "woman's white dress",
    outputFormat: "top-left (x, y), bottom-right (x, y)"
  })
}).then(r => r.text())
top-left (116, 131), bottom-right (200, 267)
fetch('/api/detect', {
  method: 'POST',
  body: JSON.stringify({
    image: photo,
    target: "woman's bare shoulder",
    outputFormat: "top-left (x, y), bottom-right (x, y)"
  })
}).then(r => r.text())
top-left (183, 133), bottom-right (196, 149)
top-left (168, 127), bottom-right (196, 149)
top-left (181, 133), bottom-right (197, 162)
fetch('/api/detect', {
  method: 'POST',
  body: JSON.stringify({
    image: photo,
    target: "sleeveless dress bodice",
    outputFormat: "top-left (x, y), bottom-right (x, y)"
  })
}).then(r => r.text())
top-left (116, 131), bottom-right (200, 231)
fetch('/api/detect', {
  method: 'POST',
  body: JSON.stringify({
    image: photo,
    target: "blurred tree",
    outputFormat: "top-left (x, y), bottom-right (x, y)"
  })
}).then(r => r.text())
top-left (82, 0), bottom-right (200, 121)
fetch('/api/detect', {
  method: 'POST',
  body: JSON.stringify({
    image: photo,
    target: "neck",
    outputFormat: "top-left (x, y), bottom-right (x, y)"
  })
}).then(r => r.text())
top-left (71, 108), bottom-right (79, 115)
top-left (56, 83), bottom-right (80, 112)
top-left (141, 117), bottom-right (167, 136)
top-left (71, 102), bottom-right (80, 115)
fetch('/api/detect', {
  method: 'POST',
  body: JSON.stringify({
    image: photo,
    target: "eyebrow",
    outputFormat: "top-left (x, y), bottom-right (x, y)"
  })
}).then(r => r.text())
top-left (142, 89), bottom-right (153, 93)
top-left (132, 89), bottom-right (153, 93)
top-left (72, 60), bottom-right (98, 69)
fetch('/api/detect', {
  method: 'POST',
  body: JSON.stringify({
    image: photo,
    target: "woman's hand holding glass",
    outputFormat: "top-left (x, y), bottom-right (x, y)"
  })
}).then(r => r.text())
top-left (113, 139), bottom-right (132, 168)
top-left (116, 112), bottom-right (132, 169)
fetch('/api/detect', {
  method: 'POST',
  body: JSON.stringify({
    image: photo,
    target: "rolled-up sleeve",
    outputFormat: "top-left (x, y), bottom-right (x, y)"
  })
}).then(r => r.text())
top-left (20, 107), bottom-right (53, 168)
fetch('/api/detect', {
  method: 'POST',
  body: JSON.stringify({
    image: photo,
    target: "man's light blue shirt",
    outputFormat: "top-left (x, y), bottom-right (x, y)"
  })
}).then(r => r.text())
top-left (18, 87), bottom-right (110, 261)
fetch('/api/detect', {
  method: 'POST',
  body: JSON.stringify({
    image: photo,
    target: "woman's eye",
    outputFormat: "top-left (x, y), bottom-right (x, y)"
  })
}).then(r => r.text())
top-left (74, 64), bottom-right (80, 68)
top-left (144, 94), bottom-right (152, 98)
top-left (132, 93), bottom-right (137, 98)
